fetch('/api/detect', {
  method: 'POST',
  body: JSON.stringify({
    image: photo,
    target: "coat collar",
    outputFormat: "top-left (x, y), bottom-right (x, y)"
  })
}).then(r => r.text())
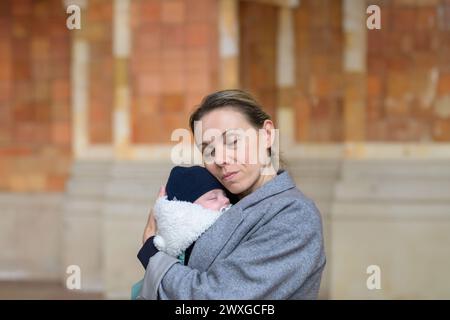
top-left (234, 170), bottom-right (296, 210)
top-left (188, 170), bottom-right (296, 271)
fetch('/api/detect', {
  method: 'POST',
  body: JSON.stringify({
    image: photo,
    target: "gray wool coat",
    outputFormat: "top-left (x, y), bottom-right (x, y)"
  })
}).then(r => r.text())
top-left (138, 170), bottom-right (326, 300)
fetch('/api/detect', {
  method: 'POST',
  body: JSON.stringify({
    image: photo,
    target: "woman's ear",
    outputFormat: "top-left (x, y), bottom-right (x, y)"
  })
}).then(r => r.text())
top-left (262, 119), bottom-right (275, 150)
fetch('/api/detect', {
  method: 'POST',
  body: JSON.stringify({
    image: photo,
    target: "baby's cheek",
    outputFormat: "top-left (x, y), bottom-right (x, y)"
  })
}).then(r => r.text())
top-left (195, 199), bottom-right (215, 211)
top-left (207, 202), bottom-right (222, 211)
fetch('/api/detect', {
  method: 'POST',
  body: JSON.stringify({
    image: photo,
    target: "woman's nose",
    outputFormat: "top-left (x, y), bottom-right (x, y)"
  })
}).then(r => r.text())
top-left (214, 146), bottom-right (227, 166)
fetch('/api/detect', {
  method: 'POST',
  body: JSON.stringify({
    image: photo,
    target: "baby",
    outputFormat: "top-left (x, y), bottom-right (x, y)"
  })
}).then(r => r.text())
top-left (152, 165), bottom-right (234, 264)
top-left (132, 166), bottom-right (234, 299)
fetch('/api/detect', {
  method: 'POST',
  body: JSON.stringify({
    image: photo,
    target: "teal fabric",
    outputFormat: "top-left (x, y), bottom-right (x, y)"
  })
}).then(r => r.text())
top-left (131, 279), bottom-right (143, 300)
top-left (131, 251), bottom-right (185, 299)
top-left (178, 251), bottom-right (185, 265)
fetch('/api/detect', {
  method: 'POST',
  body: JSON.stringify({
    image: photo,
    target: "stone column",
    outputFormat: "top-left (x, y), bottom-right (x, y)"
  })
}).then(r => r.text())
top-left (342, 0), bottom-right (367, 142)
top-left (112, 0), bottom-right (131, 159)
top-left (65, 0), bottom-right (107, 292)
top-left (70, 0), bottom-right (89, 158)
top-left (219, 0), bottom-right (240, 89)
top-left (276, 6), bottom-right (296, 151)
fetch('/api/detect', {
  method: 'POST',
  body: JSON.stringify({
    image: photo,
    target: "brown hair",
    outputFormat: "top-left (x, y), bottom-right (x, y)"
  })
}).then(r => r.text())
top-left (189, 89), bottom-right (285, 170)
top-left (189, 89), bottom-right (271, 133)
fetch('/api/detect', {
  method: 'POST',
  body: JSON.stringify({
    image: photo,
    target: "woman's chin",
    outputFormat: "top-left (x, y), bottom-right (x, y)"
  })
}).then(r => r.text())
top-left (225, 183), bottom-right (247, 197)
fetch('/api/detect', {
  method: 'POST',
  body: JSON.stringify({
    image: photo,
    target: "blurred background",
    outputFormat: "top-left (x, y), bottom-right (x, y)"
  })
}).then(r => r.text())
top-left (0, 0), bottom-right (450, 299)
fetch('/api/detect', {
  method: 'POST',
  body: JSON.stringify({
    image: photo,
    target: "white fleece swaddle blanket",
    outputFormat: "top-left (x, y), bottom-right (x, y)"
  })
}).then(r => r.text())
top-left (153, 196), bottom-right (231, 257)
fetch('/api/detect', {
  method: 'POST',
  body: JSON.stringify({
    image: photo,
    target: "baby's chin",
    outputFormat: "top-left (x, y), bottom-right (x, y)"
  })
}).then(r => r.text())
top-left (201, 205), bottom-right (222, 212)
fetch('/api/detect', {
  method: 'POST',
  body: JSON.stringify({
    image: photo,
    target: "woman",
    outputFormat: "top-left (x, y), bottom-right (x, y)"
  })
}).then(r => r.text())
top-left (138, 89), bottom-right (326, 299)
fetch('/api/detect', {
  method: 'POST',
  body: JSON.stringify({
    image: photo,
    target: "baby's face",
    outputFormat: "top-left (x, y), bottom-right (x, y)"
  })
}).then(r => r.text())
top-left (194, 189), bottom-right (230, 212)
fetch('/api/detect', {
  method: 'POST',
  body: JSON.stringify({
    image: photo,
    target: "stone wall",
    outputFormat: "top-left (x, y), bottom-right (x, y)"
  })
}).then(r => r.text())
top-left (330, 160), bottom-right (450, 298)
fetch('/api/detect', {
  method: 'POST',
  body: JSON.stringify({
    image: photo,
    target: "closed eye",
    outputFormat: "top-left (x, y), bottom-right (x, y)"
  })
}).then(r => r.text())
top-left (225, 136), bottom-right (239, 147)
top-left (203, 145), bottom-right (215, 157)
top-left (229, 140), bottom-right (238, 148)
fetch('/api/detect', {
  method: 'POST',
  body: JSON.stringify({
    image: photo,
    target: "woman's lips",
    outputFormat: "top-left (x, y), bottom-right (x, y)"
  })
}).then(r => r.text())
top-left (222, 171), bottom-right (238, 182)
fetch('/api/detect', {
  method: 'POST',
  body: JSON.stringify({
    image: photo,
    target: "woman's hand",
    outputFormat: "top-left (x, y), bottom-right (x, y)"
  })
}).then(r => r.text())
top-left (142, 185), bottom-right (166, 244)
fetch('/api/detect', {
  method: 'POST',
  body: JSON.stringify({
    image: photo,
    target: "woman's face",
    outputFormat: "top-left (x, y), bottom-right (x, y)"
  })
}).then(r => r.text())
top-left (194, 107), bottom-right (275, 197)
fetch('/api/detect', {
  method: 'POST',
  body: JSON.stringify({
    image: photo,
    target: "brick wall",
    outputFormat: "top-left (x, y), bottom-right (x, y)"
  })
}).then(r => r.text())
top-left (130, 0), bottom-right (219, 143)
top-left (292, 0), bottom-right (450, 143)
top-left (0, 0), bottom-right (71, 192)
top-left (294, 0), bottom-right (344, 142)
top-left (1, 0), bottom-right (450, 192)
top-left (366, 0), bottom-right (450, 141)
top-left (239, 1), bottom-right (278, 122)
top-left (86, 0), bottom-right (114, 144)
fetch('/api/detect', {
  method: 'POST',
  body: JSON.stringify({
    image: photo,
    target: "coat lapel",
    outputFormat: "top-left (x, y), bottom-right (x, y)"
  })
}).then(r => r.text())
top-left (188, 170), bottom-right (296, 271)
top-left (188, 204), bottom-right (245, 271)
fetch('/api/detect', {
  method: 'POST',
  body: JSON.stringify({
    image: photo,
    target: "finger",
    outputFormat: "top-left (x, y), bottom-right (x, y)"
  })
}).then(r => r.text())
top-left (148, 208), bottom-right (155, 223)
top-left (150, 214), bottom-right (157, 231)
top-left (158, 185), bottom-right (166, 198)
